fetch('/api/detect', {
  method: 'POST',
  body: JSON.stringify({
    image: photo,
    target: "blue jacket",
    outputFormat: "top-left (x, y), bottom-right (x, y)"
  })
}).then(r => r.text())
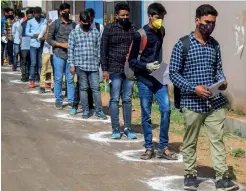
top-left (129, 24), bottom-right (164, 87)
top-left (1, 16), bottom-right (6, 35)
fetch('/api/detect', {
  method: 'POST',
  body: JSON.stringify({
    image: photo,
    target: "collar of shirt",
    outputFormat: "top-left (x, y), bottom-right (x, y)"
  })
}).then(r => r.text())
top-left (59, 18), bottom-right (73, 24)
top-left (79, 27), bottom-right (94, 34)
top-left (190, 32), bottom-right (215, 46)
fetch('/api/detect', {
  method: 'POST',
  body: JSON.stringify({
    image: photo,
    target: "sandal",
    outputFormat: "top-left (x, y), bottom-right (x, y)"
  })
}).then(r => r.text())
top-left (157, 147), bottom-right (178, 160)
top-left (140, 149), bottom-right (156, 160)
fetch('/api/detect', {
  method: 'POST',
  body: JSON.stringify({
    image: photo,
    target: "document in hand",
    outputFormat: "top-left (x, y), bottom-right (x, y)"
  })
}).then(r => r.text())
top-left (48, 10), bottom-right (58, 21)
top-left (208, 79), bottom-right (225, 97)
top-left (149, 62), bottom-right (170, 85)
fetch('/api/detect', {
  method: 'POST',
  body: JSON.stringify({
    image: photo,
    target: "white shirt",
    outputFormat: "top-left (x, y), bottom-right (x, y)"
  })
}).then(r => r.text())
top-left (75, 21), bottom-right (104, 39)
top-left (38, 24), bottom-right (53, 54)
top-left (12, 20), bottom-right (21, 44)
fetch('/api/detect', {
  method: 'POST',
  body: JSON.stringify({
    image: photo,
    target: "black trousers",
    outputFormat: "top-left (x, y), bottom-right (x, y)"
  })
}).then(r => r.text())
top-left (1, 41), bottom-right (6, 65)
top-left (21, 50), bottom-right (30, 81)
top-left (7, 40), bottom-right (13, 65)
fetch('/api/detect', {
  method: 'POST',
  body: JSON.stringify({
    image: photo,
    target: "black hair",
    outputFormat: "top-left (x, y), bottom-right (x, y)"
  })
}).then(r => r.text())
top-left (34, 7), bottom-right (42, 14)
top-left (115, 2), bottom-right (130, 15)
top-left (8, 8), bottom-right (14, 13)
top-left (26, 8), bottom-right (34, 15)
top-left (79, 9), bottom-right (92, 22)
top-left (196, 4), bottom-right (218, 18)
top-left (86, 8), bottom-right (95, 18)
top-left (147, 3), bottom-right (167, 17)
top-left (3, 7), bottom-right (10, 13)
top-left (60, 3), bottom-right (70, 11)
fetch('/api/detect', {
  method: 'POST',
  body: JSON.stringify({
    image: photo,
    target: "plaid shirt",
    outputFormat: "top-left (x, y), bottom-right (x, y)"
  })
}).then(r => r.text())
top-left (169, 33), bottom-right (227, 113)
top-left (4, 18), bottom-right (14, 40)
top-left (100, 22), bottom-right (135, 73)
top-left (68, 27), bottom-right (100, 71)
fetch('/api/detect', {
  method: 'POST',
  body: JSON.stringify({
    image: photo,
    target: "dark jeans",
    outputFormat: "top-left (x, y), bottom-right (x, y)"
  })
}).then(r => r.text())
top-left (1, 41), bottom-right (6, 65)
top-left (21, 50), bottom-right (30, 81)
top-left (77, 68), bottom-right (102, 112)
top-left (7, 40), bottom-right (13, 65)
top-left (109, 72), bottom-right (134, 131)
top-left (137, 81), bottom-right (171, 149)
top-left (74, 76), bottom-right (94, 110)
top-left (13, 43), bottom-right (21, 69)
top-left (30, 46), bottom-right (43, 81)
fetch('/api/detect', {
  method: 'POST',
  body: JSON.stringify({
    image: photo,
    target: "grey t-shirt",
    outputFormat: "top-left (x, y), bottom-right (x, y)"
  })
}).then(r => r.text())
top-left (47, 19), bottom-right (75, 60)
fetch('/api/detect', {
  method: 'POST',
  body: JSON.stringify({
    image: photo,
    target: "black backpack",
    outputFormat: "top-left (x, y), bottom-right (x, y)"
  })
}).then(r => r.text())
top-left (173, 35), bottom-right (219, 110)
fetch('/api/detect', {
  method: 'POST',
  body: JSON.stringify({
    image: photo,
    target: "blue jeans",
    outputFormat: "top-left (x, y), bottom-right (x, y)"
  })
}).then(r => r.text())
top-left (53, 54), bottom-right (74, 104)
top-left (13, 43), bottom-right (20, 69)
top-left (109, 72), bottom-right (134, 131)
top-left (30, 46), bottom-right (42, 81)
top-left (76, 68), bottom-right (102, 112)
top-left (137, 81), bottom-right (171, 149)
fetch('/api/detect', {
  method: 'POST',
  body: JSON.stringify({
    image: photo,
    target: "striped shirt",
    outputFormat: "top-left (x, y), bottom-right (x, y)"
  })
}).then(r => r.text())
top-left (68, 27), bottom-right (100, 71)
top-left (169, 32), bottom-right (226, 113)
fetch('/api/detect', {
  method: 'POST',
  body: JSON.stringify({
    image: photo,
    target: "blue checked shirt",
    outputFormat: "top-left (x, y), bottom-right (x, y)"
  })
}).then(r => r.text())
top-left (68, 27), bottom-right (100, 71)
top-left (169, 33), bottom-right (227, 113)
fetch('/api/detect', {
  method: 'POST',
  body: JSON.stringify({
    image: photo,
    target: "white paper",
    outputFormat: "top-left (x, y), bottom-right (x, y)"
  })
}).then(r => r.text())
top-left (48, 10), bottom-right (58, 21)
top-left (208, 79), bottom-right (225, 97)
top-left (150, 62), bottom-right (170, 85)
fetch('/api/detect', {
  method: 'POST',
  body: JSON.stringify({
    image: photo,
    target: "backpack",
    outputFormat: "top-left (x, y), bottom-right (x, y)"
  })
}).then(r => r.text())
top-left (53, 19), bottom-right (76, 40)
top-left (173, 35), bottom-right (219, 110)
top-left (124, 26), bottom-right (165, 81)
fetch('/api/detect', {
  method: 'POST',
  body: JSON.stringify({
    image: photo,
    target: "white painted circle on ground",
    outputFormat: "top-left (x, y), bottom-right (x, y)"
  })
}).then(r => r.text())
top-left (39, 98), bottom-right (68, 104)
top-left (56, 113), bottom-right (111, 124)
top-left (88, 131), bottom-right (144, 143)
top-left (116, 149), bottom-right (183, 163)
top-left (1, 66), bottom-right (12, 70)
top-left (2, 71), bottom-right (21, 75)
top-left (141, 176), bottom-right (244, 191)
top-left (9, 79), bottom-right (29, 84)
top-left (25, 90), bottom-right (52, 95)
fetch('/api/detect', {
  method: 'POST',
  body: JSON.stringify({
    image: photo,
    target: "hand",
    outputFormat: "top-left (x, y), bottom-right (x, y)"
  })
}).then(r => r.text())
top-left (218, 80), bottom-right (228, 91)
top-left (39, 37), bottom-right (45, 42)
top-left (146, 61), bottom-right (161, 71)
top-left (33, 33), bottom-right (39, 38)
top-left (103, 71), bottom-right (110, 82)
top-left (70, 66), bottom-right (75, 75)
top-left (195, 85), bottom-right (211, 98)
top-left (63, 43), bottom-right (68, 49)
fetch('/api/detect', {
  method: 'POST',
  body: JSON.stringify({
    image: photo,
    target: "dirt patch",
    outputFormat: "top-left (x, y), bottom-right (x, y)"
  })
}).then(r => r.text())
top-left (102, 92), bottom-right (246, 184)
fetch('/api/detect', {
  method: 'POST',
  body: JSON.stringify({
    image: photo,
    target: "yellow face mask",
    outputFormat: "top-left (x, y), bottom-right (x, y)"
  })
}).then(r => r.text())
top-left (152, 19), bottom-right (163, 29)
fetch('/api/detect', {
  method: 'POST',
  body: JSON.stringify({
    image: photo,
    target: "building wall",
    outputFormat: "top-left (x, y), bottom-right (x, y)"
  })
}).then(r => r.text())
top-left (143, 1), bottom-right (246, 111)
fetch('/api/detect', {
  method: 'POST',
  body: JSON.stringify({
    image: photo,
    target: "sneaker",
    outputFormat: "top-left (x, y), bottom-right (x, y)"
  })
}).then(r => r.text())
top-left (95, 110), bottom-right (107, 120)
top-left (112, 130), bottom-right (121, 139)
top-left (82, 110), bottom-right (89, 119)
top-left (124, 128), bottom-right (137, 139)
top-left (69, 107), bottom-right (77, 115)
top-left (29, 81), bottom-right (35, 88)
top-left (68, 102), bottom-right (73, 108)
top-left (89, 108), bottom-right (95, 116)
top-left (39, 87), bottom-right (45, 94)
top-left (216, 178), bottom-right (239, 191)
top-left (184, 175), bottom-right (198, 191)
top-left (45, 82), bottom-right (51, 88)
top-left (55, 102), bottom-right (63, 110)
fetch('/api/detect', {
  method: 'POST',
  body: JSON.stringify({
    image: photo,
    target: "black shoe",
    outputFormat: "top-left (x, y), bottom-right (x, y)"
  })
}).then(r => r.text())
top-left (216, 178), bottom-right (239, 191)
top-left (68, 102), bottom-right (73, 108)
top-left (55, 102), bottom-right (63, 110)
top-left (39, 87), bottom-right (45, 94)
top-left (184, 175), bottom-right (198, 191)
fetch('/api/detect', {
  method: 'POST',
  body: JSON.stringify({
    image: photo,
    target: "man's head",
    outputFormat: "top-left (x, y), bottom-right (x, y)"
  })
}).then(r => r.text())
top-left (34, 7), bottom-right (42, 21)
top-left (3, 8), bottom-right (10, 16)
top-left (60, 3), bottom-right (70, 21)
top-left (79, 9), bottom-right (93, 31)
top-left (115, 3), bottom-right (130, 27)
top-left (7, 8), bottom-right (14, 20)
top-left (195, 4), bottom-right (218, 37)
top-left (86, 8), bottom-right (95, 23)
top-left (26, 8), bottom-right (34, 20)
top-left (148, 3), bottom-right (166, 29)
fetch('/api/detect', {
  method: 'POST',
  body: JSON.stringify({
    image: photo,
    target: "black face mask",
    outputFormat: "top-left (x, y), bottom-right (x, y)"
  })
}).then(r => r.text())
top-left (8, 15), bottom-right (14, 20)
top-left (62, 12), bottom-right (70, 20)
top-left (35, 16), bottom-right (41, 21)
top-left (81, 23), bottom-right (91, 31)
top-left (117, 18), bottom-right (130, 27)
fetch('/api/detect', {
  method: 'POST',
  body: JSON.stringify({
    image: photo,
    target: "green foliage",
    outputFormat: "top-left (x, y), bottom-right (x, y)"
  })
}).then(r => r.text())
top-left (231, 148), bottom-right (245, 158)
